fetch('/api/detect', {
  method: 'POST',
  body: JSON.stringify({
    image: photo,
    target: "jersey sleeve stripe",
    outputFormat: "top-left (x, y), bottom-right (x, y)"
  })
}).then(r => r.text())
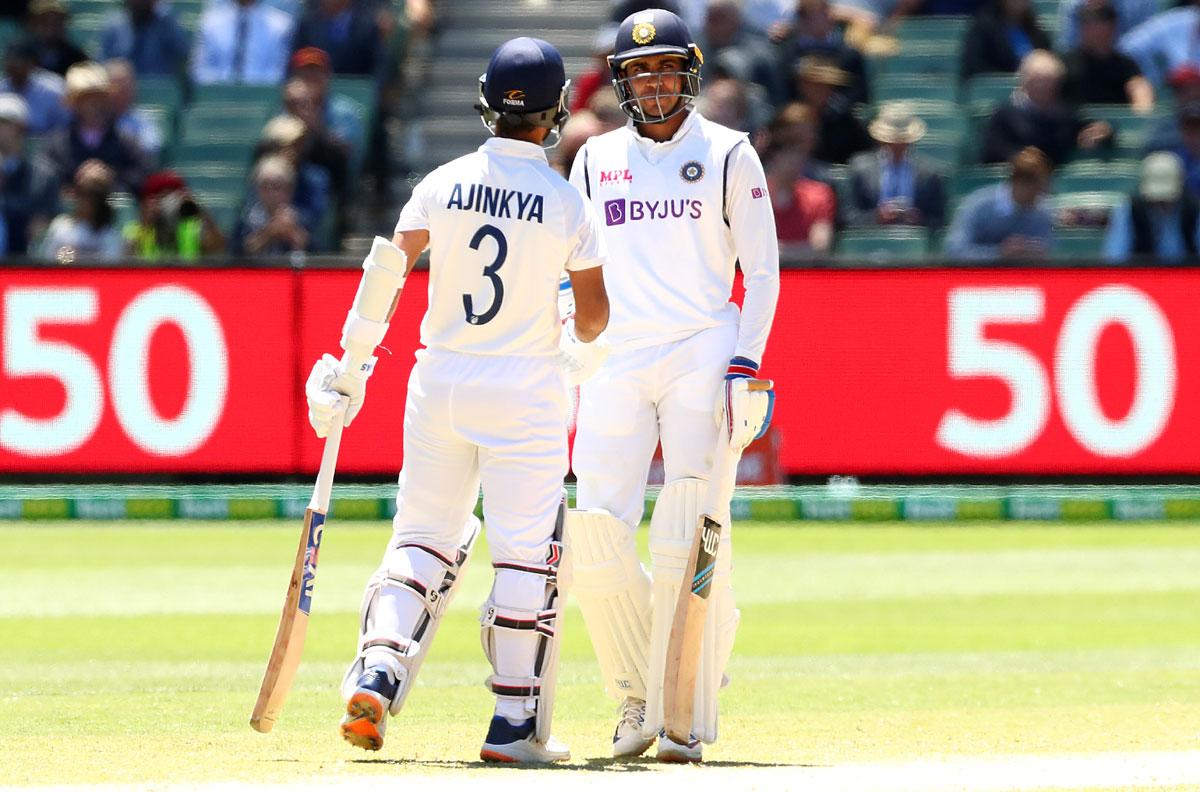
top-left (582, 147), bottom-right (592, 199)
top-left (722, 140), bottom-right (742, 228)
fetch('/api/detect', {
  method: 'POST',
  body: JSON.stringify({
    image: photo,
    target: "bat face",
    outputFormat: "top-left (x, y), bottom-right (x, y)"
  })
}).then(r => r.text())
top-left (299, 512), bottom-right (326, 615)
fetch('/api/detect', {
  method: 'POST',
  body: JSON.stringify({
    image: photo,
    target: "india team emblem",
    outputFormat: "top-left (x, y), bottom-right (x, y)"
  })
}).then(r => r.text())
top-left (680, 160), bottom-right (705, 183)
top-left (632, 21), bottom-right (656, 44)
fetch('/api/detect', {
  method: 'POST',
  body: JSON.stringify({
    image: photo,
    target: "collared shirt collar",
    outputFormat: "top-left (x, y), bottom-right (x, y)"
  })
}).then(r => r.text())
top-left (628, 108), bottom-right (700, 150)
top-left (480, 135), bottom-right (549, 163)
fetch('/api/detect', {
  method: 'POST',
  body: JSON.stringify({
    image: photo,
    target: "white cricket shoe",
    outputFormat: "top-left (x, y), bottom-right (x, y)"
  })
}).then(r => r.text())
top-left (480, 716), bottom-right (570, 763)
top-left (656, 730), bottom-right (702, 763)
top-left (612, 696), bottom-right (655, 758)
top-left (339, 667), bottom-right (398, 751)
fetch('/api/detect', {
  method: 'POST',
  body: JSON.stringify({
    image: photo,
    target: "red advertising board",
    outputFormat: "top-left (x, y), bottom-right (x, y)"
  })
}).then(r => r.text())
top-left (0, 266), bottom-right (1196, 475)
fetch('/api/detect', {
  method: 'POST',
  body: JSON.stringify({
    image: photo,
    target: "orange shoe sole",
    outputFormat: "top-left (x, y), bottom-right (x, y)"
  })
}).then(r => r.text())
top-left (340, 692), bottom-right (385, 751)
top-left (480, 749), bottom-right (520, 763)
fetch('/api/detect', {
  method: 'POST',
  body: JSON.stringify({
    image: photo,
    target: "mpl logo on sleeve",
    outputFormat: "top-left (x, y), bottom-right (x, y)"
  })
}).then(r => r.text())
top-left (599, 169), bottom-right (633, 186)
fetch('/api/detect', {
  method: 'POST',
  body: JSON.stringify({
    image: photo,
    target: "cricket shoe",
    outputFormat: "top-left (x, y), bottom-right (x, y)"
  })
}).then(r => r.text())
top-left (339, 666), bottom-right (399, 751)
top-left (656, 729), bottom-right (702, 763)
top-left (612, 696), bottom-right (655, 758)
top-left (480, 716), bottom-right (570, 763)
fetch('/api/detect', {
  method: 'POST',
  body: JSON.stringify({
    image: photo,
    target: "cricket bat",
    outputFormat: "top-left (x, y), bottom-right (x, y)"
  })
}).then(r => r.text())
top-left (662, 378), bottom-right (773, 744)
top-left (250, 399), bottom-right (347, 733)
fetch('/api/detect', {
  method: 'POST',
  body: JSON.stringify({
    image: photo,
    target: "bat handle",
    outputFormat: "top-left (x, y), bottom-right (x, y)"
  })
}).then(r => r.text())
top-left (309, 397), bottom-right (348, 513)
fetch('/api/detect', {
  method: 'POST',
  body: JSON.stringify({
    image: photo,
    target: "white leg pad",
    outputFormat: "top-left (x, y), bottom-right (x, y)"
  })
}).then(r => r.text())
top-left (342, 516), bottom-right (480, 715)
top-left (563, 508), bottom-right (652, 700)
top-left (644, 478), bottom-right (738, 744)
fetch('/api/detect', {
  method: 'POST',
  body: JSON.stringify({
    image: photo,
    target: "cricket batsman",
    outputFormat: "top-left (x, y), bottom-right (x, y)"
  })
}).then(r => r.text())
top-left (304, 37), bottom-right (610, 763)
top-left (565, 8), bottom-right (780, 763)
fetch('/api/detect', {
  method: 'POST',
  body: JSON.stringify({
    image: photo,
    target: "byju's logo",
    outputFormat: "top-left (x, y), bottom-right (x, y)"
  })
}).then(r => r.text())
top-left (605, 199), bottom-right (626, 226)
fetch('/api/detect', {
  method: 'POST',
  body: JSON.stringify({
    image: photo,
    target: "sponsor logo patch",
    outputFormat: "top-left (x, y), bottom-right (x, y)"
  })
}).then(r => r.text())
top-left (599, 168), bottom-right (633, 186)
top-left (605, 199), bottom-right (627, 226)
top-left (680, 160), bottom-right (705, 183)
top-left (502, 89), bottom-right (526, 107)
top-left (604, 197), bottom-right (703, 225)
top-left (751, 187), bottom-right (765, 199)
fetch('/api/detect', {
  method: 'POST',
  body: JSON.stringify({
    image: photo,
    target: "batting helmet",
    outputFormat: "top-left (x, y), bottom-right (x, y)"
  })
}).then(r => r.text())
top-left (608, 8), bottom-right (703, 124)
top-left (477, 37), bottom-right (571, 146)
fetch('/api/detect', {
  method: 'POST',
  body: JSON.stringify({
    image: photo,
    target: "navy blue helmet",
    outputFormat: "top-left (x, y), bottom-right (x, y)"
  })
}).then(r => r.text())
top-left (608, 8), bottom-right (703, 124)
top-left (477, 37), bottom-right (570, 146)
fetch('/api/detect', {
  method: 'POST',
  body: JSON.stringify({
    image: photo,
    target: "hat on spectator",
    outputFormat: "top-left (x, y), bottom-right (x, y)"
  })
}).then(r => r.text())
top-left (795, 55), bottom-right (850, 86)
top-left (262, 114), bottom-right (307, 146)
top-left (1140, 152), bottom-right (1184, 202)
top-left (1168, 64), bottom-right (1200, 91)
top-left (65, 62), bottom-right (111, 104)
top-left (141, 170), bottom-right (187, 200)
top-left (0, 93), bottom-right (29, 126)
top-left (28, 0), bottom-right (67, 16)
top-left (290, 47), bottom-right (331, 72)
top-left (869, 102), bottom-right (927, 145)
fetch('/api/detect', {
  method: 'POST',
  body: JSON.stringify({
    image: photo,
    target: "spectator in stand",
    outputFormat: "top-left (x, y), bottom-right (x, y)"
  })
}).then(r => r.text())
top-left (961, 0), bottom-right (1051, 82)
top-left (291, 0), bottom-right (392, 78)
top-left (1143, 65), bottom-right (1200, 154)
top-left (778, 0), bottom-right (869, 106)
top-left (1103, 151), bottom-right (1200, 261)
top-left (554, 110), bottom-right (606, 179)
top-left (1, 38), bottom-right (70, 135)
top-left (40, 159), bottom-right (124, 262)
top-left (254, 114), bottom-right (331, 246)
top-left (0, 93), bottom-right (59, 255)
top-left (99, 0), bottom-right (191, 77)
top-left (981, 49), bottom-right (1113, 166)
top-left (25, 0), bottom-right (88, 78)
top-left (764, 137), bottom-right (836, 255)
top-left (191, 0), bottom-right (295, 86)
top-left (106, 59), bottom-right (162, 162)
top-left (44, 62), bottom-right (151, 194)
top-left (698, 0), bottom-right (786, 104)
top-left (1143, 101), bottom-right (1200, 198)
top-left (1118, 0), bottom-right (1200, 90)
top-left (1057, 0), bottom-right (1156, 50)
top-left (1063, 0), bottom-right (1153, 112)
top-left (761, 101), bottom-right (834, 184)
top-left (793, 55), bottom-right (873, 164)
top-left (233, 154), bottom-right (310, 255)
top-left (289, 47), bottom-right (363, 158)
top-left (571, 26), bottom-right (618, 114)
top-left (282, 76), bottom-right (349, 233)
top-left (845, 102), bottom-right (947, 230)
top-left (700, 76), bottom-right (771, 138)
top-left (124, 170), bottom-right (226, 260)
top-left (944, 146), bottom-right (1055, 259)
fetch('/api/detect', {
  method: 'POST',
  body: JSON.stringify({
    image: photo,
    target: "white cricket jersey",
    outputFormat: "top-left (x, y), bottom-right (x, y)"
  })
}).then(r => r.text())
top-left (396, 136), bottom-right (606, 357)
top-left (570, 111), bottom-right (780, 365)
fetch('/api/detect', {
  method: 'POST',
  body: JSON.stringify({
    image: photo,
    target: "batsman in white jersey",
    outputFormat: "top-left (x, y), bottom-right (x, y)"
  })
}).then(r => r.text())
top-left (565, 8), bottom-right (780, 763)
top-left (304, 37), bottom-right (610, 764)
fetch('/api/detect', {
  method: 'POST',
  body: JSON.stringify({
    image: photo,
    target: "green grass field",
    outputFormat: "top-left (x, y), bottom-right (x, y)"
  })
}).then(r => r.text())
top-left (2, 520), bottom-right (1199, 788)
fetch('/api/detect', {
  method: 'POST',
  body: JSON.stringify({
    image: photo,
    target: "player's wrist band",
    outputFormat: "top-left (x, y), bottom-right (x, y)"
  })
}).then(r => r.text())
top-left (725, 356), bottom-right (759, 380)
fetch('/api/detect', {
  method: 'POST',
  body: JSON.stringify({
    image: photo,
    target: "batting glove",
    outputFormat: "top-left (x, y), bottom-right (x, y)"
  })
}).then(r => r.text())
top-left (305, 352), bottom-right (376, 438)
top-left (557, 318), bottom-right (610, 387)
top-left (715, 356), bottom-right (776, 451)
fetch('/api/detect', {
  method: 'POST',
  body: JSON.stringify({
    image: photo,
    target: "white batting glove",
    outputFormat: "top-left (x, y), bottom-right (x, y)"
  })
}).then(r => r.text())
top-left (557, 318), bottom-right (610, 387)
top-left (305, 352), bottom-right (376, 438)
top-left (715, 357), bottom-right (776, 451)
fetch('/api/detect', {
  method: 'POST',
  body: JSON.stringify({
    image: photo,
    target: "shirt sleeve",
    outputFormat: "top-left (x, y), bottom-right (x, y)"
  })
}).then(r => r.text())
top-left (564, 189), bottom-right (607, 272)
top-left (394, 171), bottom-right (435, 233)
top-left (724, 140), bottom-right (780, 367)
top-left (568, 141), bottom-right (592, 199)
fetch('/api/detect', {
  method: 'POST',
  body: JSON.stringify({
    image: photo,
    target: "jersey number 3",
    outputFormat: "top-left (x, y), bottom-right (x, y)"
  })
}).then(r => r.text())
top-left (463, 224), bottom-right (507, 326)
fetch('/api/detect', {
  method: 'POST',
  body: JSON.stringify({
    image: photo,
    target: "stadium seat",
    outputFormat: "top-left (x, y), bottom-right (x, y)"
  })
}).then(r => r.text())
top-left (837, 226), bottom-right (929, 260)
top-left (873, 74), bottom-right (959, 103)
top-left (176, 163), bottom-right (250, 197)
top-left (1054, 160), bottom-right (1139, 195)
top-left (867, 43), bottom-right (960, 79)
top-left (895, 15), bottom-right (970, 48)
top-left (0, 19), bottom-right (21, 55)
top-left (192, 84), bottom-right (281, 110)
top-left (137, 77), bottom-right (187, 113)
top-left (166, 140), bottom-right (257, 168)
top-left (1054, 228), bottom-right (1107, 260)
top-left (961, 72), bottom-right (1017, 110)
top-left (179, 103), bottom-right (274, 145)
top-left (950, 164), bottom-right (1008, 209)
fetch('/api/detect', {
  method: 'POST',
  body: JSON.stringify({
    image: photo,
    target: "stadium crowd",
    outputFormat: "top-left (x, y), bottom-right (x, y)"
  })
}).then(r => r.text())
top-left (1, 0), bottom-right (1199, 261)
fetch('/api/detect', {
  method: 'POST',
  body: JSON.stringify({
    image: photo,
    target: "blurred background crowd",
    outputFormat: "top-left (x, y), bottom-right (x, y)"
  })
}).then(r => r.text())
top-left (2, 0), bottom-right (1200, 263)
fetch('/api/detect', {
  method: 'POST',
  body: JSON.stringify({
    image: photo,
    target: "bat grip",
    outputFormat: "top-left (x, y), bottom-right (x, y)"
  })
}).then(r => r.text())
top-left (309, 397), bottom-right (348, 513)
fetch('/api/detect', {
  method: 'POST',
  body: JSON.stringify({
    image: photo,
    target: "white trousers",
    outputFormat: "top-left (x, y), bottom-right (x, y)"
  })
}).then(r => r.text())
top-left (388, 349), bottom-right (569, 565)
top-left (573, 323), bottom-right (737, 524)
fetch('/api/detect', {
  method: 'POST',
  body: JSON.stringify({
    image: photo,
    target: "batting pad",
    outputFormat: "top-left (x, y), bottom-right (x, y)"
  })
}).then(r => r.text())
top-left (564, 509), bottom-right (652, 700)
top-left (644, 477), bottom-right (738, 744)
